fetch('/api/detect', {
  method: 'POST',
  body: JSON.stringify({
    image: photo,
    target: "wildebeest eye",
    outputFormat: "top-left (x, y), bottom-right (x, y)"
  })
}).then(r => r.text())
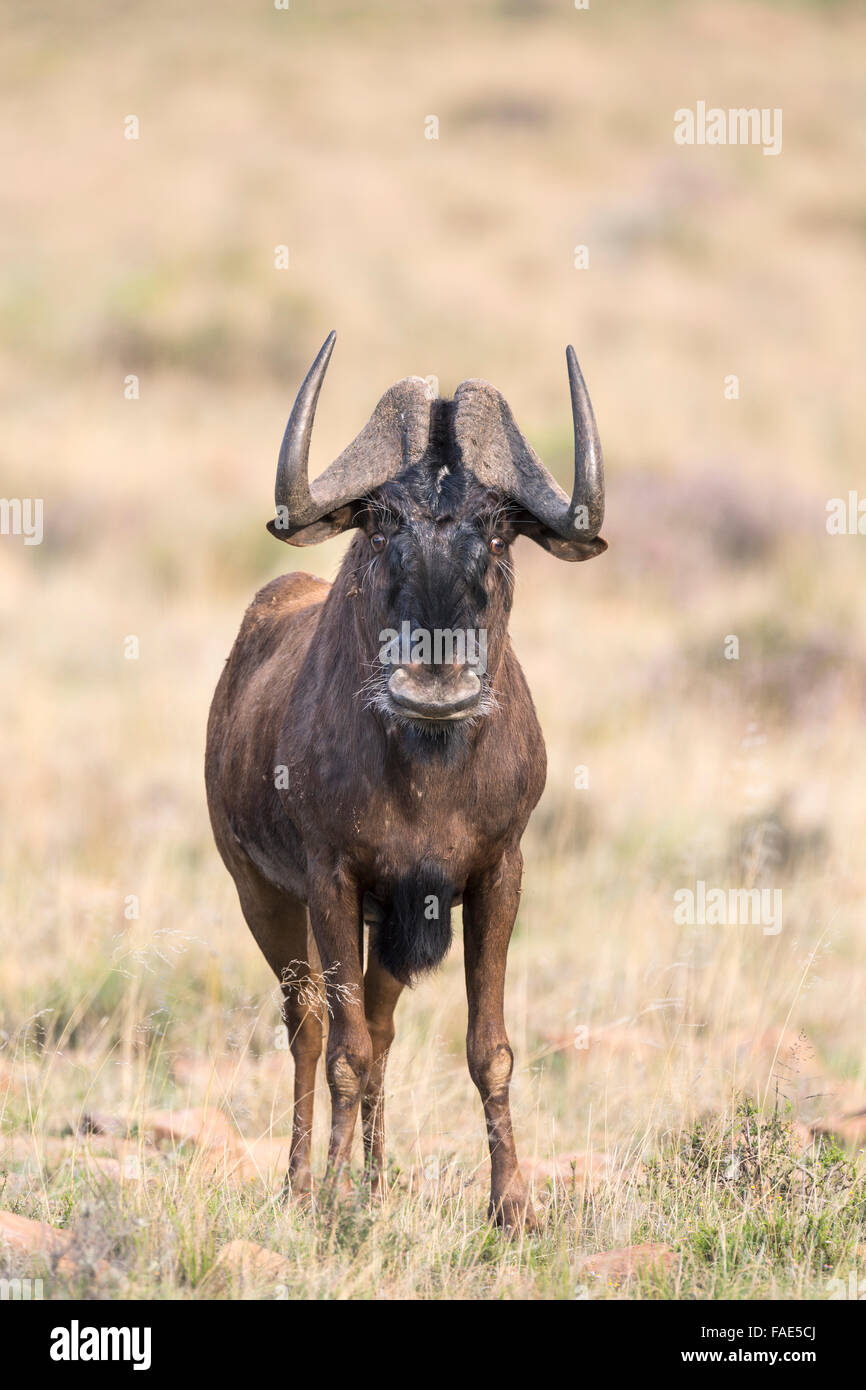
top-left (370, 532), bottom-right (387, 552)
top-left (489, 536), bottom-right (506, 556)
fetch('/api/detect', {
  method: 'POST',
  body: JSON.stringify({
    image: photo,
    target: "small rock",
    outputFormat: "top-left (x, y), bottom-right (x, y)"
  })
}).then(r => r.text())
top-left (577, 1242), bottom-right (675, 1282)
top-left (0, 1209), bottom-right (114, 1280)
top-left (223, 1136), bottom-right (293, 1184)
top-left (79, 1152), bottom-right (145, 1183)
top-left (143, 1107), bottom-right (237, 1150)
top-left (0, 1209), bottom-right (73, 1256)
top-left (0, 1134), bottom-right (76, 1166)
top-left (810, 1111), bottom-right (866, 1147)
top-left (202, 1239), bottom-right (290, 1292)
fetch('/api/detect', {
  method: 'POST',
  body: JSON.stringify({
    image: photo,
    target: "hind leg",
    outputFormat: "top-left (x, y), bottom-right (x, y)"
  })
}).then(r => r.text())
top-left (361, 945), bottom-right (404, 1196)
top-left (235, 867), bottom-right (322, 1196)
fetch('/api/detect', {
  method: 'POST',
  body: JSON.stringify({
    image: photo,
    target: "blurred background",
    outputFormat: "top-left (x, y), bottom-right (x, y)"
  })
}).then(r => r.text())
top-left (1, 0), bottom-right (865, 1296)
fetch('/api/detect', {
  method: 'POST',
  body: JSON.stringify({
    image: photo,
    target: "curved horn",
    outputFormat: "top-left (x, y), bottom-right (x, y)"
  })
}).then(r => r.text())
top-left (452, 346), bottom-right (605, 546)
top-left (274, 330), bottom-right (336, 519)
top-left (566, 344), bottom-right (604, 538)
top-left (270, 333), bottom-right (435, 539)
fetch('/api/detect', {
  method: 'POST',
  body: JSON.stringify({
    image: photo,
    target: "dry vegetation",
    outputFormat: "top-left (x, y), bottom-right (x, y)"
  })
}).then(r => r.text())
top-left (1, 0), bottom-right (865, 1299)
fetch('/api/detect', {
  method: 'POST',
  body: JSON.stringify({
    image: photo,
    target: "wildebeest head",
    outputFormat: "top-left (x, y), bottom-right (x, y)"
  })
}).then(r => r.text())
top-left (267, 332), bottom-right (607, 731)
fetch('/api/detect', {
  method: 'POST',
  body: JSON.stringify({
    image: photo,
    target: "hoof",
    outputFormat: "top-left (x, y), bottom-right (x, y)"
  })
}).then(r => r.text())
top-left (281, 1170), bottom-right (313, 1208)
top-left (319, 1163), bottom-right (357, 1205)
top-left (490, 1186), bottom-right (538, 1234)
top-left (365, 1161), bottom-right (389, 1201)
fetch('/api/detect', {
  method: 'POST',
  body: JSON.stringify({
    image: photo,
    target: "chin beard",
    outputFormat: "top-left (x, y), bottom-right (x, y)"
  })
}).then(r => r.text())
top-left (359, 669), bottom-right (496, 762)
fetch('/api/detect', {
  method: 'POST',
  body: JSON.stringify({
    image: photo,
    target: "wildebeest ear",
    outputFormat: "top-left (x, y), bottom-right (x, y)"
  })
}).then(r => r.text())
top-left (266, 503), bottom-right (357, 547)
top-left (513, 513), bottom-right (608, 562)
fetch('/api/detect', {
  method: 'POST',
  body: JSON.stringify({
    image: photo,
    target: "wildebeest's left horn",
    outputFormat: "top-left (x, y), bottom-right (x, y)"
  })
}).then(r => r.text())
top-left (270, 332), bottom-right (435, 543)
top-left (565, 344), bottom-right (604, 540)
top-left (453, 346), bottom-right (605, 557)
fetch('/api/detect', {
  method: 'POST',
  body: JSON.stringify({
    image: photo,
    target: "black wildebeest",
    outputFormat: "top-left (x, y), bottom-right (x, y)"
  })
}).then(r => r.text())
top-left (205, 333), bottom-right (606, 1228)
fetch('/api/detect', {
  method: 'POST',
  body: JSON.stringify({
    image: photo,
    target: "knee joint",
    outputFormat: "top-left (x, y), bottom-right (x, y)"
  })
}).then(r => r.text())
top-left (327, 1044), bottom-right (372, 1107)
top-left (468, 1041), bottom-right (513, 1100)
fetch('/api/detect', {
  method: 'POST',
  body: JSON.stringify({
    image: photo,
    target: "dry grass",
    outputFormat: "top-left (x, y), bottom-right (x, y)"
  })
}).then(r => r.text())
top-left (1, 0), bottom-right (865, 1298)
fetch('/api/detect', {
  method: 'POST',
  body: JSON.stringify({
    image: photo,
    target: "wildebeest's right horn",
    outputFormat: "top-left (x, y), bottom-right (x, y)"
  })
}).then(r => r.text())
top-left (269, 332), bottom-right (435, 544)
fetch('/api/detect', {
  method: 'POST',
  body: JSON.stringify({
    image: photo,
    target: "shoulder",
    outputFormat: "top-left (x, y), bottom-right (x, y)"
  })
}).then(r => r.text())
top-left (249, 571), bottom-right (331, 618)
